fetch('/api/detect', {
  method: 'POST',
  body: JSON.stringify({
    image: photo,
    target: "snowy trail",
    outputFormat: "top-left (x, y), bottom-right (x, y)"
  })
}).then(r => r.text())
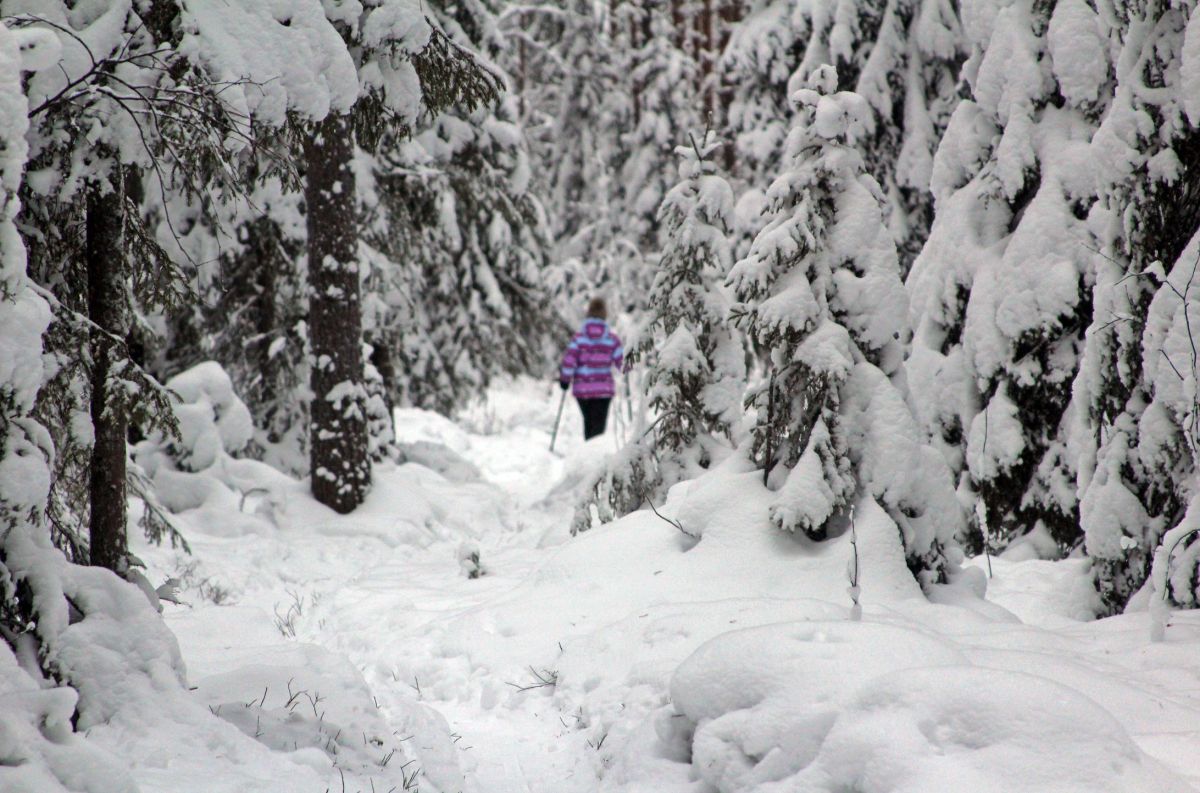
top-left (139, 378), bottom-right (1200, 793)
top-left (310, 386), bottom-right (606, 793)
top-left (237, 380), bottom-right (606, 792)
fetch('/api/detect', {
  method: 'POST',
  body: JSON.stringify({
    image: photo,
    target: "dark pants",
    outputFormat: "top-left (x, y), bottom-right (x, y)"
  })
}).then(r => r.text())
top-left (578, 397), bottom-right (611, 440)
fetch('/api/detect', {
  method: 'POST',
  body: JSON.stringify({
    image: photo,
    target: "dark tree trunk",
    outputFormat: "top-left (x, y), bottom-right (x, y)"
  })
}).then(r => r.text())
top-left (517, 11), bottom-right (528, 117)
top-left (671, 0), bottom-right (685, 50)
top-left (763, 374), bottom-right (774, 488)
top-left (304, 113), bottom-right (370, 513)
top-left (718, 0), bottom-right (742, 173)
top-left (250, 216), bottom-right (282, 412)
top-left (86, 176), bottom-right (129, 571)
top-left (699, 0), bottom-right (715, 115)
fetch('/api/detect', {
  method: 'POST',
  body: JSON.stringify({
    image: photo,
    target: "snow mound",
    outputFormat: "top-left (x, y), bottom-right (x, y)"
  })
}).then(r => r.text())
top-left (0, 646), bottom-right (134, 793)
top-left (667, 462), bottom-right (926, 606)
top-left (794, 667), bottom-right (1191, 793)
top-left (133, 362), bottom-right (294, 537)
top-left (397, 440), bottom-right (483, 483)
top-left (664, 621), bottom-right (965, 791)
top-left (187, 637), bottom-right (463, 792)
top-left (164, 361), bottom-right (255, 470)
top-left (307, 461), bottom-right (512, 548)
top-left (663, 621), bottom-right (1192, 792)
top-left (552, 598), bottom-right (848, 762)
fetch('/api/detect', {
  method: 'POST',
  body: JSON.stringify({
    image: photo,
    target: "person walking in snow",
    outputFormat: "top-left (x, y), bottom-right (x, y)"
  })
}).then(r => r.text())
top-left (560, 298), bottom-right (624, 440)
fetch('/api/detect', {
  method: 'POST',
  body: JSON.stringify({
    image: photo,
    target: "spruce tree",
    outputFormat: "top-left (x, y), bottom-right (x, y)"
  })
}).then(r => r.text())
top-left (730, 66), bottom-right (960, 581)
top-left (303, 3), bottom-right (502, 512)
top-left (499, 0), bottom-right (640, 311)
top-left (616, 0), bottom-right (704, 251)
top-left (83, 168), bottom-right (130, 570)
top-left (200, 199), bottom-right (310, 475)
top-left (575, 130), bottom-right (745, 531)
top-left (0, 23), bottom-right (55, 540)
top-left (357, 0), bottom-right (561, 417)
top-left (906, 0), bottom-right (1108, 559)
top-left (1074, 0), bottom-right (1200, 613)
top-left (721, 0), bottom-right (965, 273)
top-left (15, 0), bottom-right (293, 567)
top-left (642, 132), bottom-right (745, 459)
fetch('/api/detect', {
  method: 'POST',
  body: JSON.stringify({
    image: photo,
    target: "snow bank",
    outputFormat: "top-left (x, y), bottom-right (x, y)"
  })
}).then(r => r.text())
top-left (800, 667), bottom-right (1187, 792)
top-left (119, 390), bottom-right (523, 791)
top-left (552, 598), bottom-right (849, 776)
top-left (132, 361), bottom-right (294, 538)
top-left (662, 623), bottom-right (1190, 792)
top-left (0, 646), bottom-right (135, 793)
top-left (664, 621), bottom-right (965, 791)
top-left (2, 493), bottom-right (346, 793)
top-left (172, 606), bottom-right (465, 793)
top-left (162, 362), bottom-right (254, 471)
top-left (309, 461), bottom-right (513, 549)
top-left (397, 440), bottom-right (483, 483)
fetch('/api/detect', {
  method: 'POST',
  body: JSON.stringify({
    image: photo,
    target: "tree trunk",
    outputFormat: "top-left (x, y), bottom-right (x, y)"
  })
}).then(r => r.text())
top-left (517, 11), bottom-right (528, 117)
top-left (304, 113), bottom-right (370, 513)
top-left (700, 0), bottom-right (715, 115)
top-left (251, 216), bottom-right (282, 413)
top-left (763, 374), bottom-right (774, 488)
top-left (718, 0), bottom-right (742, 173)
top-left (86, 176), bottom-right (129, 571)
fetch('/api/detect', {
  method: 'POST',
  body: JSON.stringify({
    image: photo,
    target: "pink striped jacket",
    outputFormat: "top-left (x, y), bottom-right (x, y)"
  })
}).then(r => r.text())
top-left (560, 319), bottom-right (623, 399)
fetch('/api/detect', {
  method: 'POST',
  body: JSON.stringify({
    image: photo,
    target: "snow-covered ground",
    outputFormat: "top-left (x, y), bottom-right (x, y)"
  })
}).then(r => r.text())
top-left (134, 378), bottom-right (1200, 793)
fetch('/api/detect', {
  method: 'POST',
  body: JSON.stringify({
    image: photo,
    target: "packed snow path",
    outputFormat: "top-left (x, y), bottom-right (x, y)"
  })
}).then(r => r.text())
top-left (139, 379), bottom-right (1200, 793)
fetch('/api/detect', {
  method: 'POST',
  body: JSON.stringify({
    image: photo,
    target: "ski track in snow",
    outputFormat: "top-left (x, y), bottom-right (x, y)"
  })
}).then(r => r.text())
top-left (138, 379), bottom-right (1200, 793)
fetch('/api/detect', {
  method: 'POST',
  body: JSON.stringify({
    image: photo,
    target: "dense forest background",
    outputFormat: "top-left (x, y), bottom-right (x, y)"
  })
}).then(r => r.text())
top-left (2, 0), bottom-right (1200, 788)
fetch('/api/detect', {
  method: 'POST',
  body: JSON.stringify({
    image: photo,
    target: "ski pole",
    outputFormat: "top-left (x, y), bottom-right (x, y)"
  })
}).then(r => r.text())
top-left (550, 387), bottom-right (567, 453)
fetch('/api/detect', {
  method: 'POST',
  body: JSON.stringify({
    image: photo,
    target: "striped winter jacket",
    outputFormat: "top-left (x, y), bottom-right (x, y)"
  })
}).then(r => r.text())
top-left (560, 319), bottom-right (623, 399)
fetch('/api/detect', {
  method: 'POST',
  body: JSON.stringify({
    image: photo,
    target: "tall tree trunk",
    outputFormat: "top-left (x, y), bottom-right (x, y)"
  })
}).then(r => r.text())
top-left (671, 0), bottom-right (685, 50)
top-left (517, 11), bottom-right (528, 117)
top-left (251, 216), bottom-right (282, 413)
top-left (700, 0), bottom-right (714, 115)
top-left (304, 113), bottom-right (370, 513)
top-left (717, 0), bottom-right (741, 173)
top-left (86, 175), bottom-right (129, 571)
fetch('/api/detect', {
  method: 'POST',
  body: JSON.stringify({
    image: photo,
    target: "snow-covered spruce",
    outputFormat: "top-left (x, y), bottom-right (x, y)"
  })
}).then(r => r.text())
top-left (500, 0), bottom-right (632, 309)
top-left (360, 0), bottom-right (564, 418)
top-left (156, 1), bottom-right (513, 508)
top-left (501, 0), bottom-right (741, 318)
top-left (1072, 0), bottom-right (1200, 615)
top-left (578, 131), bottom-right (745, 531)
top-left (906, 0), bottom-right (1108, 561)
top-left (729, 66), bottom-right (962, 583)
top-left (0, 21), bottom-right (172, 792)
top-left (611, 0), bottom-right (704, 254)
top-left (16, 0), bottom-right (365, 560)
top-left (720, 0), bottom-right (966, 273)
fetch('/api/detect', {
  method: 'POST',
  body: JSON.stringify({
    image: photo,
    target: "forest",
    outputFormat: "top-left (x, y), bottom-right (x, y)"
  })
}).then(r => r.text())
top-left (2, 0), bottom-right (1200, 791)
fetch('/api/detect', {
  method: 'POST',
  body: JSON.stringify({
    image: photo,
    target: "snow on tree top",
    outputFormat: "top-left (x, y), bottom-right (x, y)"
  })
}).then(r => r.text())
top-left (361, 0), bottom-right (432, 52)
top-left (179, 0), bottom-right (361, 126)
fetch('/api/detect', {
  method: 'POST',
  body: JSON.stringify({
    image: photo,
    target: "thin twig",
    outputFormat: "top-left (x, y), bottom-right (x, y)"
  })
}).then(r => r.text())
top-left (638, 483), bottom-right (697, 540)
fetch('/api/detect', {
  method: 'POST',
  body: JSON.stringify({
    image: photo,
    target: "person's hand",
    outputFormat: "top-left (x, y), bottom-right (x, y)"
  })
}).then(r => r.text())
top-left (559, 379), bottom-right (569, 391)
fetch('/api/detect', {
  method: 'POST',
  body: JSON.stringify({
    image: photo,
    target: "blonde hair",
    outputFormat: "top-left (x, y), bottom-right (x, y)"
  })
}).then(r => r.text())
top-left (586, 297), bottom-right (608, 320)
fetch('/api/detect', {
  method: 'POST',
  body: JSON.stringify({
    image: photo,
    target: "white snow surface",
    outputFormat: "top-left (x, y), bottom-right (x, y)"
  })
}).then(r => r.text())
top-left (111, 378), bottom-right (1200, 792)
